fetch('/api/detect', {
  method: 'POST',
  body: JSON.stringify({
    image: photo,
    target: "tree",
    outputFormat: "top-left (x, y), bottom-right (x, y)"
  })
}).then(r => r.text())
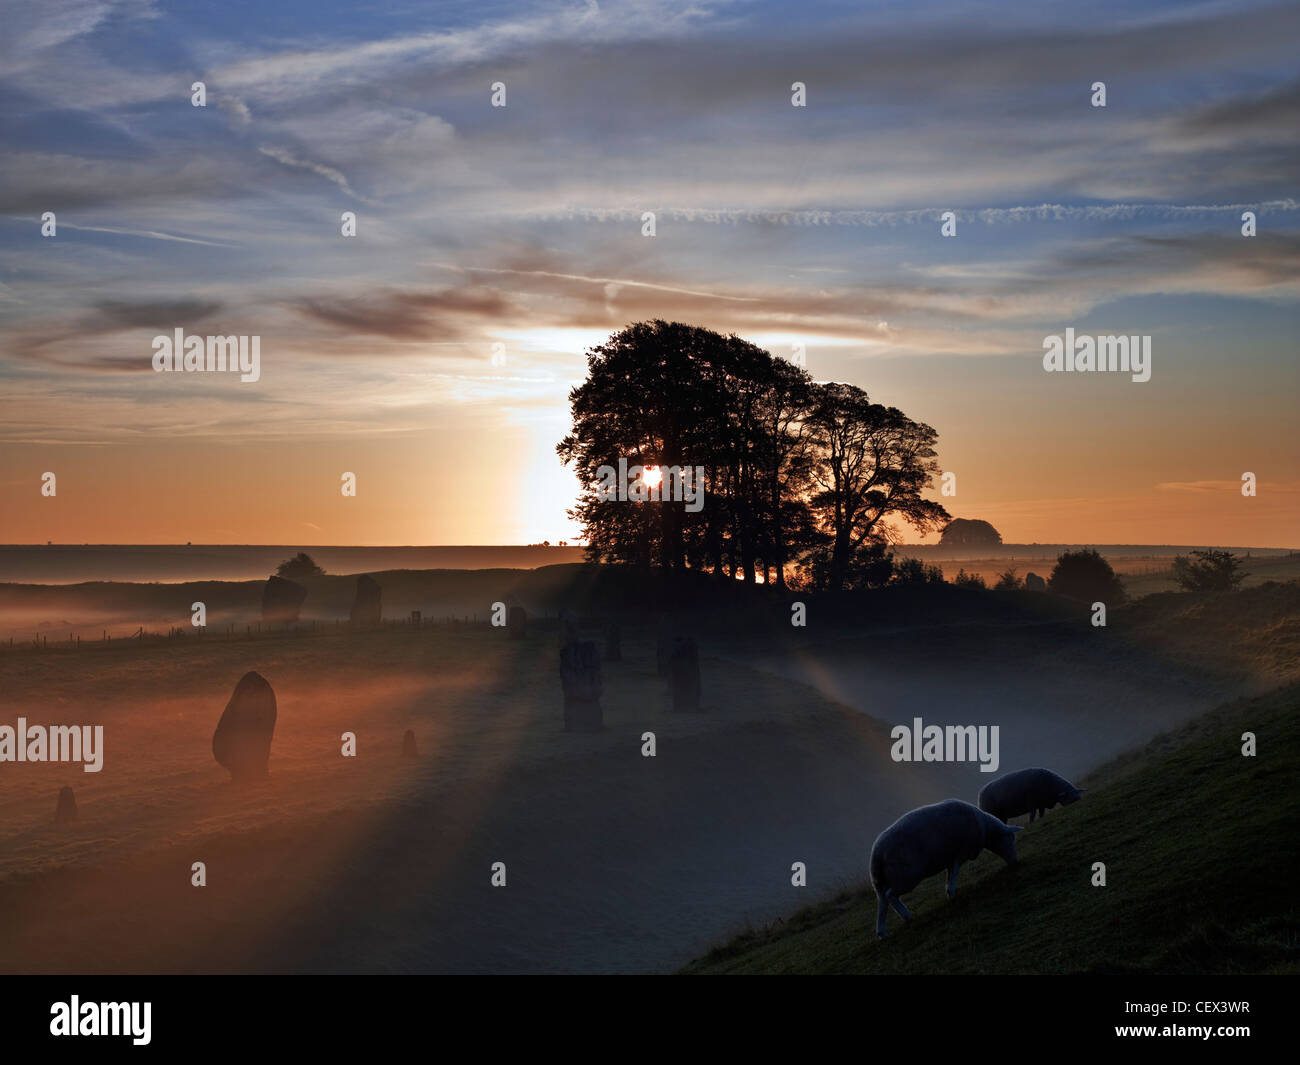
top-left (892, 556), bottom-right (945, 584)
top-left (994, 567), bottom-right (1022, 590)
top-left (558, 322), bottom-right (952, 592)
top-left (1171, 550), bottom-right (1246, 593)
top-left (940, 518), bottom-right (1003, 546)
top-left (1048, 548), bottom-right (1125, 603)
top-left (953, 568), bottom-right (987, 589)
top-left (805, 383), bottom-right (950, 591)
top-left (276, 552), bottom-right (325, 579)
top-left (800, 541), bottom-right (895, 591)
top-left (558, 321), bottom-right (742, 574)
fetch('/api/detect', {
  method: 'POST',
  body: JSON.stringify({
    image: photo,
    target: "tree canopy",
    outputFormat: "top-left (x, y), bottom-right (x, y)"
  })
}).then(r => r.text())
top-left (1048, 548), bottom-right (1125, 603)
top-left (276, 552), bottom-right (325, 579)
top-left (940, 518), bottom-right (1003, 546)
top-left (1171, 550), bottom-right (1246, 594)
top-left (557, 321), bottom-right (950, 591)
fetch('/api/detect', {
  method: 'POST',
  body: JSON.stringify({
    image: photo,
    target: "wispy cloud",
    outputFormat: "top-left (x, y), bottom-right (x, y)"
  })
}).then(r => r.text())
top-left (257, 145), bottom-right (379, 205)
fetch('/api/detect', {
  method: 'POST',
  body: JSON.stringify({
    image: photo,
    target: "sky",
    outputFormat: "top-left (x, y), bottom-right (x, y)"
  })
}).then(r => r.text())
top-left (1, 0), bottom-right (1297, 547)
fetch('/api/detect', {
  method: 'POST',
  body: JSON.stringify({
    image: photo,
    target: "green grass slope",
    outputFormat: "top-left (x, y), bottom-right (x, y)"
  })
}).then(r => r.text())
top-left (684, 683), bottom-right (1300, 974)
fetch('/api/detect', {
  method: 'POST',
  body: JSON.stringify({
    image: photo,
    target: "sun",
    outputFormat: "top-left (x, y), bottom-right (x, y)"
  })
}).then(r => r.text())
top-left (642, 466), bottom-right (663, 490)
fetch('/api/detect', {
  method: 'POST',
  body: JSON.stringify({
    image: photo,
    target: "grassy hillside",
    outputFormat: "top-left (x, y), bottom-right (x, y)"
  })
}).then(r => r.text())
top-left (684, 681), bottom-right (1300, 974)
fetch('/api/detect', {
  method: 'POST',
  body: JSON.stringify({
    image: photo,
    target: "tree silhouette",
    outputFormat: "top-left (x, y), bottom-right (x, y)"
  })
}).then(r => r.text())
top-left (805, 383), bottom-right (949, 590)
top-left (940, 518), bottom-right (1003, 546)
top-left (276, 552), bottom-right (325, 579)
top-left (559, 321), bottom-right (950, 591)
top-left (1171, 550), bottom-right (1245, 593)
top-left (1048, 548), bottom-right (1125, 603)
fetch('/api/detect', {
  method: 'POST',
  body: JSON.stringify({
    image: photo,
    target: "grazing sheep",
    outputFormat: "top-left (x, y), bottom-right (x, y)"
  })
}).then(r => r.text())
top-left (978, 767), bottom-right (1083, 825)
top-left (870, 799), bottom-right (1022, 938)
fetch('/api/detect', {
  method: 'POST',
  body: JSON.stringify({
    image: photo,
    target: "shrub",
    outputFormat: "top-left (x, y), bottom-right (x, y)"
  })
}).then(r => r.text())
top-left (892, 556), bottom-right (946, 585)
top-left (994, 567), bottom-right (1022, 591)
top-left (1171, 550), bottom-right (1246, 594)
top-left (1048, 548), bottom-right (1125, 603)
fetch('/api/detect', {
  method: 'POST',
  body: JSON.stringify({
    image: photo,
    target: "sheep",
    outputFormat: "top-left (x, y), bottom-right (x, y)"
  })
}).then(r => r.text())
top-left (977, 767), bottom-right (1083, 825)
top-left (870, 799), bottom-right (1022, 938)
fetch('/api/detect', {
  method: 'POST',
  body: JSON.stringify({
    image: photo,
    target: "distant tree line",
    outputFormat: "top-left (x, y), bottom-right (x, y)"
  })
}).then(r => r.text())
top-left (558, 321), bottom-right (950, 591)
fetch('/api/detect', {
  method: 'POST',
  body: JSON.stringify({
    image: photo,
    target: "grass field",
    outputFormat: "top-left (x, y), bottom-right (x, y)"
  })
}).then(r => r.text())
top-left (684, 682), bottom-right (1300, 974)
top-left (1, 568), bottom-right (1296, 972)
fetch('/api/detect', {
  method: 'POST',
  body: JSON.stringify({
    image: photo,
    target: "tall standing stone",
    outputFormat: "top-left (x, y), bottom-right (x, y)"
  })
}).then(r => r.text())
top-left (559, 641), bottom-right (603, 731)
top-left (557, 608), bottom-right (580, 651)
top-left (401, 729), bottom-right (418, 759)
top-left (262, 576), bottom-right (307, 625)
top-left (656, 614), bottom-right (674, 676)
top-left (55, 786), bottom-right (77, 824)
top-left (349, 574), bottom-right (382, 627)
top-left (507, 605), bottom-right (527, 641)
top-left (213, 670), bottom-right (277, 781)
top-left (1024, 572), bottom-right (1047, 592)
top-left (670, 636), bottom-right (701, 713)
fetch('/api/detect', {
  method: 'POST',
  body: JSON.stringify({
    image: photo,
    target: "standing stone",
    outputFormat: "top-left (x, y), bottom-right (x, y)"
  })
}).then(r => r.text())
top-left (349, 574), bottom-right (382, 627)
top-left (507, 605), bottom-right (527, 641)
top-left (559, 641), bottom-right (603, 731)
top-left (55, 786), bottom-right (77, 824)
top-left (213, 670), bottom-right (277, 781)
top-left (557, 608), bottom-right (580, 651)
top-left (670, 636), bottom-right (701, 713)
top-left (605, 622), bottom-right (622, 662)
top-left (655, 614), bottom-right (674, 676)
top-left (401, 729), bottom-right (418, 759)
top-left (262, 576), bottom-right (307, 625)
top-left (1024, 572), bottom-right (1047, 592)
top-left (410, 610), bottom-right (422, 625)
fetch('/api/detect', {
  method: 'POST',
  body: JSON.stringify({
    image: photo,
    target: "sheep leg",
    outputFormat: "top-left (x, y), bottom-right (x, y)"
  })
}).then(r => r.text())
top-left (887, 890), bottom-right (912, 922)
top-left (875, 893), bottom-right (889, 938)
top-left (946, 861), bottom-right (961, 899)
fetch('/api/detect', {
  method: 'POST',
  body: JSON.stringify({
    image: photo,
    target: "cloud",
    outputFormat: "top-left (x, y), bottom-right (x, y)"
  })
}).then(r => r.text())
top-left (291, 286), bottom-right (520, 340)
top-left (14, 217), bottom-right (239, 247)
top-left (257, 145), bottom-right (378, 205)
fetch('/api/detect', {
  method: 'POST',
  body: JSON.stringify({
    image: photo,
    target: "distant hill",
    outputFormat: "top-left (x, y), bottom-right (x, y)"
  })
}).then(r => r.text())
top-left (0, 544), bottom-right (586, 584)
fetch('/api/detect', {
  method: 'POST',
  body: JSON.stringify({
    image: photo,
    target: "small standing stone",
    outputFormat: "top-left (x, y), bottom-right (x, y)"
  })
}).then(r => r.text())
top-left (55, 786), bottom-right (77, 824)
top-left (401, 729), bottom-right (418, 759)
top-left (349, 574), bottom-right (382, 627)
top-left (670, 636), bottom-right (701, 713)
top-left (559, 641), bottom-right (603, 731)
top-left (508, 605), bottom-right (527, 640)
top-left (557, 608), bottom-right (580, 651)
top-left (656, 614), bottom-right (674, 676)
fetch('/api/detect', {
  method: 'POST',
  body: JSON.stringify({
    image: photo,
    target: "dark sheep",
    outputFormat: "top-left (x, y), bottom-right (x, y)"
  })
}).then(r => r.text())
top-left (870, 799), bottom-right (1022, 938)
top-left (978, 767), bottom-right (1083, 825)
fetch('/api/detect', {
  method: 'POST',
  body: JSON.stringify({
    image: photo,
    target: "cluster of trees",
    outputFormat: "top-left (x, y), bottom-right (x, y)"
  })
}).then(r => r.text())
top-left (558, 321), bottom-right (951, 591)
top-left (940, 518), bottom-right (1002, 547)
top-left (276, 552), bottom-right (325, 579)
